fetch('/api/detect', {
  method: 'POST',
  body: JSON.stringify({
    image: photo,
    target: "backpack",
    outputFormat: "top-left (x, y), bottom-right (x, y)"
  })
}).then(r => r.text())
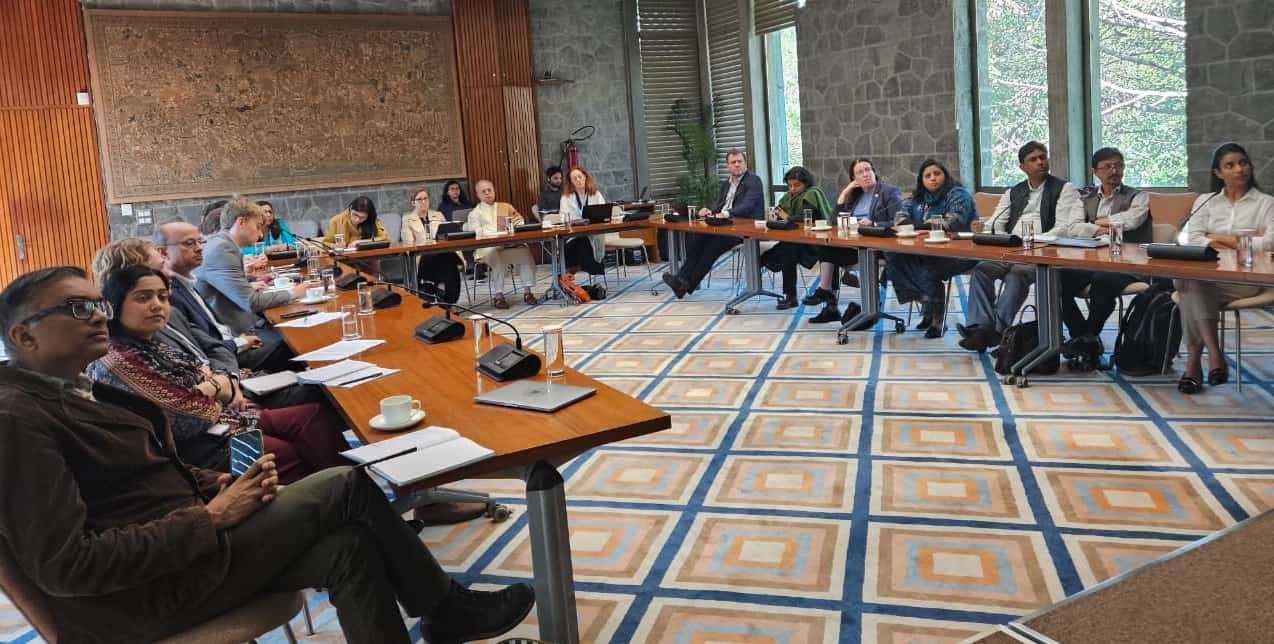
top-left (993, 306), bottom-right (1060, 375)
top-left (582, 284), bottom-right (607, 300)
top-left (1113, 285), bottom-right (1182, 376)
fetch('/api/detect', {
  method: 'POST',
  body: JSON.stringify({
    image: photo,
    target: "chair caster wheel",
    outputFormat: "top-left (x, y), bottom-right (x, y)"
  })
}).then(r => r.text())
top-left (1017, 377), bottom-right (1030, 388)
top-left (725, 307), bottom-right (740, 315)
top-left (488, 503), bottom-right (512, 522)
top-left (894, 322), bottom-right (906, 334)
top-left (1003, 375), bottom-right (1016, 386)
top-left (836, 333), bottom-right (849, 345)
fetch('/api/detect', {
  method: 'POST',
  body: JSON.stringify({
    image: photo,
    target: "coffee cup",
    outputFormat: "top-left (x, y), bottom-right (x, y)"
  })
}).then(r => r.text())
top-left (380, 395), bottom-right (421, 424)
top-left (896, 224), bottom-right (915, 236)
top-left (273, 276), bottom-right (293, 289)
top-left (754, 219), bottom-right (767, 229)
top-left (928, 227), bottom-right (947, 240)
top-left (306, 286), bottom-right (324, 301)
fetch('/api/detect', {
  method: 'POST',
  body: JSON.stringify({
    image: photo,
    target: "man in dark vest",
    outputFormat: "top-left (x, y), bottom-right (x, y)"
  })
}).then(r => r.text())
top-left (958, 141), bottom-right (1089, 352)
top-left (1058, 147), bottom-right (1154, 368)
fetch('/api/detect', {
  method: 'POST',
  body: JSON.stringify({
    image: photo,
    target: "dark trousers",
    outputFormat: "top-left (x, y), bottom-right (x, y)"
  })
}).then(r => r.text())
top-left (239, 326), bottom-right (294, 373)
top-left (761, 242), bottom-right (814, 297)
top-left (417, 253), bottom-right (462, 304)
top-left (175, 403), bottom-right (349, 485)
top-left (676, 234), bottom-right (740, 293)
top-left (165, 467), bottom-right (452, 644)
top-left (1060, 270), bottom-right (1140, 338)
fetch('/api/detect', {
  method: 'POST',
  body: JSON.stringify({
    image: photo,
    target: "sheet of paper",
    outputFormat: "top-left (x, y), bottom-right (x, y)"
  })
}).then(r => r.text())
top-left (293, 339), bottom-right (384, 362)
top-left (298, 359), bottom-right (374, 383)
top-left (341, 426), bottom-right (461, 463)
top-left (370, 438), bottom-right (494, 486)
top-left (239, 370), bottom-right (299, 395)
top-left (276, 311), bottom-right (347, 328)
top-left (330, 367), bottom-right (400, 387)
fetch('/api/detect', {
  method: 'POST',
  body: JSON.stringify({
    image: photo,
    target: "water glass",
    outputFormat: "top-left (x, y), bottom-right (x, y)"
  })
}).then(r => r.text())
top-left (321, 268), bottom-right (336, 294)
top-left (357, 283), bottom-right (375, 316)
top-left (848, 215), bottom-right (860, 235)
top-left (253, 241), bottom-right (265, 257)
top-left (340, 305), bottom-right (360, 340)
top-left (1022, 221), bottom-right (1035, 250)
top-left (333, 233), bottom-right (346, 250)
top-left (543, 324), bottom-right (565, 379)
top-left (306, 255), bottom-right (322, 279)
top-left (470, 315), bottom-right (491, 355)
top-left (803, 208), bottom-right (813, 232)
top-left (1109, 222), bottom-right (1124, 258)
top-left (1237, 228), bottom-right (1256, 267)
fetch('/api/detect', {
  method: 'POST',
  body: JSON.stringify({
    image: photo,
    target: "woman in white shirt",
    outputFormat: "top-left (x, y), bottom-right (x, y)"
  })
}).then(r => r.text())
top-left (401, 186), bottom-right (464, 304)
top-left (462, 179), bottom-right (538, 308)
top-left (1174, 143), bottom-right (1274, 393)
top-left (556, 166), bottom-right (608, 289)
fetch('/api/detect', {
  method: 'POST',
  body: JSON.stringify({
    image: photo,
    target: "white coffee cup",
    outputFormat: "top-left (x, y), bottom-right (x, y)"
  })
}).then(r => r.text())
top-left (928, 227), bottom-right (947, 240)
top-left (380, 395), bottom-right (421, 424)
top-left (896, 224), bottom-right (915, 236)
top-left (273, 276), bottom-right (293, 289)
top-left (754, 219), bottom-right (767, 229)
top-left (306, 286), bottom-right (324, 300)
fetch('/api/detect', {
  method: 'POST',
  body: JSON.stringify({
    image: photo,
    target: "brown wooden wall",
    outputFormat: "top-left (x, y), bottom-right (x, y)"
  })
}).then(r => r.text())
top-left (454, 0), bottom-right (540, 216)
top-left (0, 0), bottom-right (109, 287)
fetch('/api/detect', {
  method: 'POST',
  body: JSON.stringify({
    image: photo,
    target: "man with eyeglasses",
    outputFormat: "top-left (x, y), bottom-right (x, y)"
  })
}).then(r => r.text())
top-left (0, 266), bottom-right (536, 644)
top-left (1058, 147), bottom-right (1155, 369)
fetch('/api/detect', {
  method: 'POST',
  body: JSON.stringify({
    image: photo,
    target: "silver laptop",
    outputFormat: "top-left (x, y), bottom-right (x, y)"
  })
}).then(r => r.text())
top-left (474, 380), bottom-right (595, 412)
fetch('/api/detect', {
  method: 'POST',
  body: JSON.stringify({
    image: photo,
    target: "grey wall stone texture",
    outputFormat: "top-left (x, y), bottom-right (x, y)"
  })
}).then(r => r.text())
top-left (1185, 0), bottom-right (1274, 192)
top-left (795, 0), bottom-right (962, 195)
top-left (528, 0), bottom-right (636, 201)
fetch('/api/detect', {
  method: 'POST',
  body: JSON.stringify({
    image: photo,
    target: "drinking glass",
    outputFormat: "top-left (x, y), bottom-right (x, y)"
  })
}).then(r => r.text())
top-left (424, 219), bottom-right (434, 243)
top-left (1237, 228), bottom-right (1256, 267)
top-left (848, 215), bottom-right (860, 236)
top-left (333, 233), bottom-right (346, 250)
top-left (803, 208), bottom-right (813, 232)
top-left (321, 268), bottom-right (336, 295)
top-left (306, 256), bottom-right (322, 281)
top-left (470, 315), bottom-right (491, 355)
top-left (357, 283), bottom-right (375, 316)
top-left (1022, 221), bottom-right (1035, 250)
top-left (1109, 221), bottom-right (1124, 258)
top-left (543, 324), bottom-right (565, 379)
top-left (340, 305), bottom-right (360, 340)
top-left (253, 242), bottom-right (265, 257)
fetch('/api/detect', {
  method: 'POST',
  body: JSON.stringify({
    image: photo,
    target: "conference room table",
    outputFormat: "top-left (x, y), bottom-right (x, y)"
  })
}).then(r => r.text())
top-left (262, 282), bottom-right (671, 644)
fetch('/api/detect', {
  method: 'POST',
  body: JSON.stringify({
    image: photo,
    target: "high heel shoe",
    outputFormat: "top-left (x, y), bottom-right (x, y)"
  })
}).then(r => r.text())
top-left (1207, 365), bottom-right (1229, 386)
top-left (1177, 373), bottom-right (1204, 394)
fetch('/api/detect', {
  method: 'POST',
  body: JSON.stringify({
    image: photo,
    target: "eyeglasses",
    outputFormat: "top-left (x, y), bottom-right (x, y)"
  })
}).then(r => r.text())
top-left (19, 297), bottom-right (114, 326)
top-left (1096, 162), bottom-right (1125, 172)
top-left (170, 238), bottom-right (205, 249)
top-left (412, 197), bottom-right (429, 203)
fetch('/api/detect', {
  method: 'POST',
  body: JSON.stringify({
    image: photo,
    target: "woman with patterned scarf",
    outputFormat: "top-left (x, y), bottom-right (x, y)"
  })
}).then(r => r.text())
top-left (87, 265), bottom-right (348, 483)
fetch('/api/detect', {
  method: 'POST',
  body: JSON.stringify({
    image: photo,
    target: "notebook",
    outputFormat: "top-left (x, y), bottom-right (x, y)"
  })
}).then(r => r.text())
top-left (341, 426), bottom-right (494, 486)
top-left (239, 371), bottom-right (299, 395)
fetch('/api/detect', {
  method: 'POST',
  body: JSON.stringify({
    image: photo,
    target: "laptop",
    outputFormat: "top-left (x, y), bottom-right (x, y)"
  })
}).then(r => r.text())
top-left (474, 380), bottom-right (596, 412)
top-left (434, 221), bottom-right (463, 237)
top-left (582, 203), bottom-right (614, 224)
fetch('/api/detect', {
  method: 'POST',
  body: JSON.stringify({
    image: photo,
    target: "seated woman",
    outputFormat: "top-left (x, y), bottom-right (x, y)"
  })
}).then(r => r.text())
top-left (556, 166), bottom-right (608, 289)
top-left (1174, 142), bottom-right (1274, 394)
top-left (324, 195), bottom-right (389, 247)
top-left (886, 159), bottom-right (979, 338)
top-left (88, 265), bottom-right (349, 483)
top-left (464, 179), bottom-right (538, 309)
top-left (761, 166), bottom-right (831, 310)
top-left (438, 179), bottom-right (476, 219)
top-left (807, 157), bottom-right (903, 323)
top-left (241, 200), bottom-right (297, 255)
top-left (402, 185), bottom-right (464, 304)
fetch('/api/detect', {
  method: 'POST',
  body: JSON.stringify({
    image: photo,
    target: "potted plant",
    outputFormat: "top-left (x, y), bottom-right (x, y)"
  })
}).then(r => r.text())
top-left (666, 99), bottom-right (721, 210)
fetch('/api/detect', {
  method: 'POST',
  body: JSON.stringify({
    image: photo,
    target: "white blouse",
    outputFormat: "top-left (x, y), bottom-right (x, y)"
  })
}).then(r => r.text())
top-left (1186, 188), bottom-right (1274, 251)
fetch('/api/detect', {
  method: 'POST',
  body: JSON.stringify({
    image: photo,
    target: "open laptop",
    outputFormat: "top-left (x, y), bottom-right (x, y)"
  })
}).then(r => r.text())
top-left (582, 203), bottom-right (614, 224)
top-left (434, 221), bottom-right (463, 237)
top-left (474, 380), bottom-right (596, 412)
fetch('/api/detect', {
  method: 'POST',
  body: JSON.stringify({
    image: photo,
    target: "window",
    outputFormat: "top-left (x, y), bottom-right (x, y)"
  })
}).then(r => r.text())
top-left (707, 0), bottom-right (747, 174)
top-left (763, 26), bottom-right (803, 185)
top-left (974, 0), bottom-right (1050, 187)
top-left (635, 0), bottom-right (702, 197)
top-left (1091, 0), bottom-right (1186, 186)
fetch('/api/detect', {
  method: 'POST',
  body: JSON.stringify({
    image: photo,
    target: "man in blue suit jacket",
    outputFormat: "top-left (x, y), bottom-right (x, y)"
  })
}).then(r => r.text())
top-left (662, 149), bottom-right (764, 297)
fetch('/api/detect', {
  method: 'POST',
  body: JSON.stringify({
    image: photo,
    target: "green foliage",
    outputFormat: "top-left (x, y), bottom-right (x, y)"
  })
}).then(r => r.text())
top-left (666, 99), bottom-right (722, 208)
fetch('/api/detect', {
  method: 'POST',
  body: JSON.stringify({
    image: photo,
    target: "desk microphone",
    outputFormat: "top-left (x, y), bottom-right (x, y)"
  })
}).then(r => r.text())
top-left (1173, 191), bottom-right (1219, 244)
top-left (370, 282), bottom-right (542, 381)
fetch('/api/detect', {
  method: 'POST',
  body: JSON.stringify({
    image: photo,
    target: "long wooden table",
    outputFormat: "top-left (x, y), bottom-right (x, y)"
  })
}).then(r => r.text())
top-left (263, 283), bottom-right (670, 644)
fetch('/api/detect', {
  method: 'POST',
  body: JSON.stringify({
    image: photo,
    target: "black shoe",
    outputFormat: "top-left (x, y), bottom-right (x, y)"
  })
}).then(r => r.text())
top-left (425, 580), bottom-right (535, 644)
top-left (802, 288), bottom-right (833, 306)
top-left (959, 327), bottom-right (1000, 352)
top-left (840, 301), bottom-right (862, 323)
top-left (841, 270), bottom-right (860, 288)
top-left (956, 323), bottom-right (977, 340)
top-left (809, 304), bottom-right (841, 324)
top-left (914, 302), bottom-right (933, 330)
top-left (924, 299), bottom-right (946, 337)
top-left (661, 272), bottom-right (687, 299)
top-left (924, 325), bottom-right (943, 339)
top-left (776, 294), bottom-right (798, 310)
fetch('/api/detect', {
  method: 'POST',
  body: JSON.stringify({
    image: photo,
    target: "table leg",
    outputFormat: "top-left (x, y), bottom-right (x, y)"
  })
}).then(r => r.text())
top-left (1010, 264), bottom-right (1063, 383)
top-left (837, 249), bottom-right (907, 337)
top-left (665, 229), bottom-right (683, 275)
top-left (525, 460), bottom-right (579, 644)
top-left (405, 250), bottom-right (417, 287)
top-left (545, 238), bottom-right (571, 304)
top-left (723, 237), bottom-right (783, 314)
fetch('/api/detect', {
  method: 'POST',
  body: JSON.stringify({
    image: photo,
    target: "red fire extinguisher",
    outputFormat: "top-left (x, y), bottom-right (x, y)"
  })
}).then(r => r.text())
top-left (558, 125), bottom-right (595, 171)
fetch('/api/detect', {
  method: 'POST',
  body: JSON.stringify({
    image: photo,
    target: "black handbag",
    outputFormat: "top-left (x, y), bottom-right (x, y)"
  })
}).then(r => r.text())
top-left (1146, 243), bottom-right (1218, 261)
top-left (992, 305), bottom-right (1059, 375)
top-left (973, 233), bottom-right (1022, 247)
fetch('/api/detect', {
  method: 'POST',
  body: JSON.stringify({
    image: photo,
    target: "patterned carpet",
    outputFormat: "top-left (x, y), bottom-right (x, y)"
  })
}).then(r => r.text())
top-left (4, 256), bottom-right (1273, 644)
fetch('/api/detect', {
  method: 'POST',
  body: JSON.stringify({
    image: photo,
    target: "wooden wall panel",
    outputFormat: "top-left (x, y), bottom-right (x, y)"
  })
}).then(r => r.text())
top-left (496, 0), bottom-right (533, 87)
top-left (504, 87), bottom-right (540, 212)
top-left (461, 87), bottom-right (511, 198)
top-left (454, 0), bottom-right (501, 88)
top-left (0, 0), bottom-right (108, 287)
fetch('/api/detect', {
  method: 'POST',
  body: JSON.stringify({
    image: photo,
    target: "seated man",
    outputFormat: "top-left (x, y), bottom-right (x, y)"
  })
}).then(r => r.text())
top-left (464, 179), bottom-right (539, 309)
top-left (197, 197), bottom-right (308, 335)
top-left (661, 149), bottom-right (764, 298)
top-left (957, 141), bottom-right (1092, 351)
top-left (0, 266), bottom-right (534, 644)
top-left (537, 164), bottom-right (564, 214)
top-left (1059, 147), bottom-right (1153, 368)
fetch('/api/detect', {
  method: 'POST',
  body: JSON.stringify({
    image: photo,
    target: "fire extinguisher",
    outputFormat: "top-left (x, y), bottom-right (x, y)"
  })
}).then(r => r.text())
top-left (558, 125), bottom-right (595, 171)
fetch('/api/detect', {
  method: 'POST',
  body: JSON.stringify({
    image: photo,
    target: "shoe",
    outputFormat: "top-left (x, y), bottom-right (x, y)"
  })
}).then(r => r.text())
top-left (412, 502), bottom-right (487, 527)
top-left (841, 269), bottom-right (859, 288)
top-left (924, 299), bottom-right (946, 338)
top-left (801, 288), bottom-right (832, 306)
top-left (808, 305), bottom-right (841, 324)
top-left (776, 294), bottom-right (798, 310)
top-left (840, 301), bottom-right (862, 323)
top-left (956, 323), bottom-right (977, 340)
top-left (424, 580), bottom-right (535, 644)
top-left (958, 327), bottom-right (1000, 353)
top-left (1207, 365), bottom-right (1229, 386)
top-left (924, 325), bottom-right (943, 339)
top-left (523, 291), bottom-right (539, 306)
top-left (492, 295), bottom-right (510, 310)
top-left (662, 272), bottom-right (687, 299)
top-left (1178, 373), bottom-right (1204, 394)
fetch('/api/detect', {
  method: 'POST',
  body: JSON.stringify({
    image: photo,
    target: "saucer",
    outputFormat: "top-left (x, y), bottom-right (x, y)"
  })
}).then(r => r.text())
top-left (895, 231), bottom-right (919, 238)
top-left (811, 225), bottom-right (832, 232)
top-left (922, 236), bottom-right (951, 243)
top-left (369, 409), bottom-right (426, 432)
top-left (298, 294), bottom-right (336, 305)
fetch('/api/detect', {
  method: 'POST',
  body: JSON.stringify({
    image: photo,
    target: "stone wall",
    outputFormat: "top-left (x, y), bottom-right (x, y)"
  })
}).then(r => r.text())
top-left (795, 0), bottom-right (961, 194)
top-left (528, 0), bottom-right (635, 200)
top-left (1185, 0), bottom-right (1274, 192)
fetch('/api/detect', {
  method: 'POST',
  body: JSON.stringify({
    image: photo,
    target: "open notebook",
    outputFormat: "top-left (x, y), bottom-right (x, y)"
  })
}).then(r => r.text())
top-left (341, 426), bottom-right (494, 486)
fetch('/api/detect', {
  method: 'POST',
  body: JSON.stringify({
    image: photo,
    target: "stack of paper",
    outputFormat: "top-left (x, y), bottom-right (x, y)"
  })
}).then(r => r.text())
top-left (297, 359), bottom-right (399, 387)
top-left (341, 426), bottom-right (494, 486)
top-left (277, 311), bottom-right (347, 328)
top-left (293, 339), bottom-right (385, 361)
top-left (239, 371), bottom-right (299, 395)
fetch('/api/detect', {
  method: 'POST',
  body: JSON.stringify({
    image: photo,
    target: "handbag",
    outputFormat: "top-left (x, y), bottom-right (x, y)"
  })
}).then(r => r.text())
top-left (992, 305), bottom-right (1059, 375)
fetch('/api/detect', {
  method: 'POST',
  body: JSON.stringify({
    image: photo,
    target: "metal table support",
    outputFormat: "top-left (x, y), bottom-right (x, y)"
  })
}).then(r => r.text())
top-left (1005, 263), bottom-right (1063, 387)
top-left (836, 248), bottom-right (906, 341)
top-left (723, 237), bottom-right (783, 314)
top-left (524, 461), bottom-right (579, 644)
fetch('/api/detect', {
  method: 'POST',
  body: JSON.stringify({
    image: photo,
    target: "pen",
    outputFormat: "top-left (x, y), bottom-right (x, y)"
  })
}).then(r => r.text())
top-left (339, 370), bottom-right (384, 387)
top-left (353, 446), bottom-right (418, 470)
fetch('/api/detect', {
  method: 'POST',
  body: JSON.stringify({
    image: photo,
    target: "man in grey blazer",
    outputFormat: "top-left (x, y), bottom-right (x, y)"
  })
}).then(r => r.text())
top-left (196, 197), bottom-right (307, 334)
